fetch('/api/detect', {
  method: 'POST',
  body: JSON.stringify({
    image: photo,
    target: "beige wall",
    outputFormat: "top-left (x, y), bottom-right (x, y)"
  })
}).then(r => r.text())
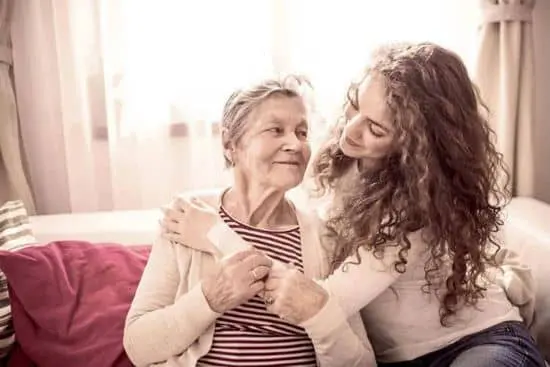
top-left (533, 0), bottom-right (550, 203)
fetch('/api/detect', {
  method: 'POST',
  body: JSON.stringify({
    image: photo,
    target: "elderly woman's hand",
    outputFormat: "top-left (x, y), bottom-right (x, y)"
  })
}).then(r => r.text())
top-left (202, 249), bottom-right (272, 313)
top-left (263, 263), bottom-right (329, 324)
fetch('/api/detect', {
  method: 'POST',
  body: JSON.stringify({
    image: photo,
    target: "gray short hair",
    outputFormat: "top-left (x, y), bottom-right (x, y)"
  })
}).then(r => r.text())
top-left (221, 74), bottom-right (314, 168)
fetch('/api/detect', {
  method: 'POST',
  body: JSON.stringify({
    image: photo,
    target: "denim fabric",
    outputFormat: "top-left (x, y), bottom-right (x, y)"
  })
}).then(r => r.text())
top-left (379, 321), bottom-right (546, 367)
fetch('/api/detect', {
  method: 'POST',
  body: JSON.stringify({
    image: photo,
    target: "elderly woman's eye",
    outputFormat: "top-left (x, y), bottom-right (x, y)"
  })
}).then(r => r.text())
top-left (296, 130), bottom-right (308, 140)
top-left (267, 127), bottom-right (283, 134)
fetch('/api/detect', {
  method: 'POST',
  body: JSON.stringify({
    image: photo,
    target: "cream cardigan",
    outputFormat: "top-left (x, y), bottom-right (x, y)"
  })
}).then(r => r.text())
top-left (123, 189), bottom-right (375, 367)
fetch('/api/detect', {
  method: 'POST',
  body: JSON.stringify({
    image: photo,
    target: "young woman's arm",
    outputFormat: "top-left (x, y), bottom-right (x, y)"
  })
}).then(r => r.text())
top-left (303, 295), bottom-right (377, 366)
top-left (207, 219), bottom-right (405, 316)
top-left (318, 245), bottom-right (404, 315)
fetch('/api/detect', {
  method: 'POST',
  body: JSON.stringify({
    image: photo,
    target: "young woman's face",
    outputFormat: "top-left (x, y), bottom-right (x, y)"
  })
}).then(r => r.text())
top-left (339, 75), bottom-right (395, 165)
top-left (230, 95), bottom-right (311, 191)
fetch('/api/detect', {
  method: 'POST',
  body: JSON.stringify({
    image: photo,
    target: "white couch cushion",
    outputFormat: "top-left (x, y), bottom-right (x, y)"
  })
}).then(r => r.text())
top-left (504, 197), bottom-right (550, 361)
top-left (29, 209), bottom-right (159, 245)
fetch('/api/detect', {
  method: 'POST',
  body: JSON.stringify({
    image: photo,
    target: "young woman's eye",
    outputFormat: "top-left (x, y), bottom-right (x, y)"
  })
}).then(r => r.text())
top-left (369, 122), bottom-right (386, 138)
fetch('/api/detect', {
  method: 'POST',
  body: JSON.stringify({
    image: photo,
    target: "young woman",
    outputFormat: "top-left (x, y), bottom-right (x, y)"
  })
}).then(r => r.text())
top-left (163, 43), bottom-right (544, 366)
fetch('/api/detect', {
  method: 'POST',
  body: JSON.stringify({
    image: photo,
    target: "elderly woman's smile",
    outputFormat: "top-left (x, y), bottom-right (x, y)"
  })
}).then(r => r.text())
top-left (272, 160), bottom-right (302, 166)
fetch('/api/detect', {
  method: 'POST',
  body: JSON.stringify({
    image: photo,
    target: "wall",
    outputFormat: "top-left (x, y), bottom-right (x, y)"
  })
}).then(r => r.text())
top-left (533, 0), bottom-right (550, 203)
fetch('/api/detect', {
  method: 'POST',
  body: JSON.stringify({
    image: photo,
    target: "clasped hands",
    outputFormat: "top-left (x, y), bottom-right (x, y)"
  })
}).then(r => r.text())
top-left (161, 195), bottom-right (328, 324)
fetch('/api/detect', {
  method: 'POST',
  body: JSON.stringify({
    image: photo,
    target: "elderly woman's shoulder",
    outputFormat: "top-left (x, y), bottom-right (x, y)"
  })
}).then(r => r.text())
top-left (170, 188), bottom-right (226, 207)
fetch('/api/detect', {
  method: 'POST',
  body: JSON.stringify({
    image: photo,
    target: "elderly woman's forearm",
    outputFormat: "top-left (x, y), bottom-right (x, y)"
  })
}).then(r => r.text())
top-left (123, 282), bottom-right (219, 366)
top-left (123, 236), bottom-right (219, 366)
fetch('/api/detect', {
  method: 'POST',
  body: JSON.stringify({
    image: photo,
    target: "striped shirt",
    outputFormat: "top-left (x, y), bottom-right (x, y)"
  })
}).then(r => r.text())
top-left (197, 207), bottom-right (317, 367)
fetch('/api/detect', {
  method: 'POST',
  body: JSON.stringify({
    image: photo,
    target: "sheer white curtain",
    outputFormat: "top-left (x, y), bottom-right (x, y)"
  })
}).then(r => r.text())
top-left (11, 0), bottom-right (478, 214)
top-left (474, 0), bottom-right (536, 197)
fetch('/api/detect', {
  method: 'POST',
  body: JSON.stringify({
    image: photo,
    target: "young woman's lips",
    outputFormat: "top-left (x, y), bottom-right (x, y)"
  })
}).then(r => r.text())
top-left (345, 136), bottom-right (361, 148)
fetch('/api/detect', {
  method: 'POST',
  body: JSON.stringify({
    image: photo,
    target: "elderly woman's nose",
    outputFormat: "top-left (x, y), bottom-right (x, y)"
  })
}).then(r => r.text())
top-left (282, 132), bottom-right (302, 150)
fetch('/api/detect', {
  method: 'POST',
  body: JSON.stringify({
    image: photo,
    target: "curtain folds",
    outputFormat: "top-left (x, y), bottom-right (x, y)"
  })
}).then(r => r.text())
top-left (474, 0), bottom-right (536, 196)
top-left (0, 0), bottom-right (35, 213)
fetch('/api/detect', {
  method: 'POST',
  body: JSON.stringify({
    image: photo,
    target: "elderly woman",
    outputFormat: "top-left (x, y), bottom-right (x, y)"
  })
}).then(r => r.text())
top-left (123, 75), bottom-right (374, 366)
top-left (162, 43), bottom-right (546, 366)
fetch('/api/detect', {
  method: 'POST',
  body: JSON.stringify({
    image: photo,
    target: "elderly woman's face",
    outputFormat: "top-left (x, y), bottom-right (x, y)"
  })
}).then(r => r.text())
top-left (232, 95), bottom-right (311, 191)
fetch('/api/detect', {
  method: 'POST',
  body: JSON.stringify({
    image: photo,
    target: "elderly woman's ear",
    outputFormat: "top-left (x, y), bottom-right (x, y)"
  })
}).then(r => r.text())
top-left (224, 149), bottom-right (235, 167)
top-left (222, 131), bottom-right (235, 167)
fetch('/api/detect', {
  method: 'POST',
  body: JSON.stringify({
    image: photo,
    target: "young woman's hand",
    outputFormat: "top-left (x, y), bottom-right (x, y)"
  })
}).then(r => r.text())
top-left (202, 249), bottom-right (273, 313)
top-left (263, 263), bottom-right (328, 324)
top-left (160, 195), bottom-right (220, 253)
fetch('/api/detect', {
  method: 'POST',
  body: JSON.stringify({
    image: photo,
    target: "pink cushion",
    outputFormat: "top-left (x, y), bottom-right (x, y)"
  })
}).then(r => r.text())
top-left (7, 343), bottom-right (34, 367)
top-left (0, 241), bottom-right (151, 367)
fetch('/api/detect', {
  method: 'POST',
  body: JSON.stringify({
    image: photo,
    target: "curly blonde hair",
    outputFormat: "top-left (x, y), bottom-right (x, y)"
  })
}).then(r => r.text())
top-left (311, 42), bottom-right (509, 326)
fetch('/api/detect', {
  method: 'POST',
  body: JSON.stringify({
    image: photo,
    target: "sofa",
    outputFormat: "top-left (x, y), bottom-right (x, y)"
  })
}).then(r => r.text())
top-left (502, 197), bottom-right (550, 361)
top-left (0, 195), bottom-right (548, 366)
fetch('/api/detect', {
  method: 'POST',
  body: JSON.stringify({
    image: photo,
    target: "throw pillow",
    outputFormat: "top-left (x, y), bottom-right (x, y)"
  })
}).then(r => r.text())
top-left (0, 241), bottom-right (150, 367)
top-left (0, 200), bottom-right (36, 358)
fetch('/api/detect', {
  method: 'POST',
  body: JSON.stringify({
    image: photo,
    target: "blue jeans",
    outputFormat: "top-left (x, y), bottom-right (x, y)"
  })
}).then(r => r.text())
top-left (379, 321), bottom-right (546, 367)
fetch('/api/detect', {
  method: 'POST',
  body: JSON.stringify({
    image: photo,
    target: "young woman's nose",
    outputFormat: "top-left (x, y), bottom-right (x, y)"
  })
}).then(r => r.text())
top-left (346, 117), bottom-right (364, 141)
